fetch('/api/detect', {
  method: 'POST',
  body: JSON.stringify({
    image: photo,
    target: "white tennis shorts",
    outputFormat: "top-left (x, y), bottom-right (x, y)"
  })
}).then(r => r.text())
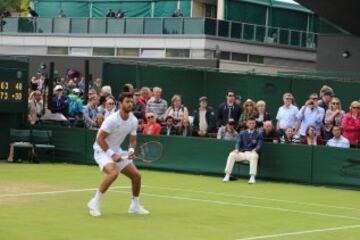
top-left (94, 149), bottom-right (133, 172)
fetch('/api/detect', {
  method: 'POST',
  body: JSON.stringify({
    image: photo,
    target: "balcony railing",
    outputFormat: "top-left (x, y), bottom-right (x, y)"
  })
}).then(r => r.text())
top-left (0, 17), bottom-right (317, 49)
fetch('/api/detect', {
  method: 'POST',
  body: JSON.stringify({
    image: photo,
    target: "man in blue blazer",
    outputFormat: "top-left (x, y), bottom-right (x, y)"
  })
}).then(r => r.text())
top-left (223, 118), bottom-right (263, 184)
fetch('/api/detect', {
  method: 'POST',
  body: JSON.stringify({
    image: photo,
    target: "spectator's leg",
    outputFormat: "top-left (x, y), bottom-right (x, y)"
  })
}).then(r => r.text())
top-left (245, 151), bottom-right (259, 184)
top-left (7, 143), bottom-right (15, 162)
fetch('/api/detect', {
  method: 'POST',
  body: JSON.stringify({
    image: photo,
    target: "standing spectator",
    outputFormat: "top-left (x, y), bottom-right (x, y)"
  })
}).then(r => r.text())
top-left (84, 95), bottom-right (98, 128)
top-left (318, 90), bottom-right (334, 113)
top-left (28, 7), bottom-right (39, 17)
top-left (164, 95), bottom-right (189, 128)
top-left (50, 85), bottom-right (69, 117)
top-left (178, 118), bottom-right (192, 137)
top-left (106, 9), bottom-right (115, 18)
top-left (326, 126), bottom-right (350, 148)
top-left (27, 90), bottom-right (43, 125)
top-left (254, 100), bottom-right (271, 129)
top-left (301, 125), bottom-right (324, 146)
top-left (296, 93), bottom-right (325, 138)
top-left (92, 78), bottom-right (102, 95)
top-left (223, 118), bottom-right (263, 184)
top-left (139, 87), bottom-right (151, 106)
top-left (262, 121), bottom-right (279, 143)
top-left (58, 9), bottom-right (66, 18)
top-left (192, 96), bottom-right (216, 137)
top-left (68, 88), bottom-right (83, 125)
top-left (143, 113), bottom-right (161, 135)
top-left (319, 85), bottom-right (334, 99)
top-left (238, 99), bottom-right (256, 131)
top-left (115, 9), bottom-right (125, 19)
top-left (342, 101), bottom-right (360, 145)
top-left (132, 90), bottom-right (145, 120)
top-left (324, 97), bottom-right (345, 140)
top-left (104, 98), bottom-right (117, 119)
top-left (146, 87), bottom-right (168, 123)
top-left (172, 8), bottom-right (183, 17)
top-left (30, 76), bottom-right (41, 91)
top-left (276, 93), bottom-right (298, 136)
top-left (217, 90), bottom-right (242, 127)
top-left (280, 127), bottom-right (300, 144)
top-left (217, 118), bottom-right (238, 141)
top-left (161, 116), bottom-right (177, 136)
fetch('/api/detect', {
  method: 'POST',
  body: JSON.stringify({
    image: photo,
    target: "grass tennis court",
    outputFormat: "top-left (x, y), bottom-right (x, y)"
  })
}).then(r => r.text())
top-left (0, 162), bottom-right (359, 240)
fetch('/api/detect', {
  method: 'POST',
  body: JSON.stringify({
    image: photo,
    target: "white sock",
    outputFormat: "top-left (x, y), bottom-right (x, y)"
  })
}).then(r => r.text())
top-left (93, 190), bottom-right (103, 204)
top-left (132, 196), bottom-right (140, 205)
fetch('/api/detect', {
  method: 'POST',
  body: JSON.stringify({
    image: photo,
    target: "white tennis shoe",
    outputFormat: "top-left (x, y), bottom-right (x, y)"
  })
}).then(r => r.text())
top-left (87, 198), bottom-right (101, 217)
top-left (222, 174), bottom-right (230, 182)
top-left (128, 204), bottom-right (150, 215)
top-left (248, 175), bottom-right (256, 184)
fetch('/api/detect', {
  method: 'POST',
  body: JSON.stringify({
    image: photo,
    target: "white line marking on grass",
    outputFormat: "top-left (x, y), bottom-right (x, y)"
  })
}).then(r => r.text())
top-left (0, 186), bottom-right (130, 198)
top-left (141, 185), bottom-right (360, 212)
top-left (236, 224), bottom-right (360, 240)
top-left (111, 190), bottom-right (360, 221)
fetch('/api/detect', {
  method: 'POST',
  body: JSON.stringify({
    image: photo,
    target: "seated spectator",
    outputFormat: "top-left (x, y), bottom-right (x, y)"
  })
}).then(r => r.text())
top-left (146, 86), bottom-right (168, 123)
top-left (104, 98), bottom-right (117, 119)
top-left (123, 83), bottom-right (134, 94)
top-left (342, 101), bottom-right (360, 145)
top-left (100, 85), bottom-right (112, 99)
top-left (178, 118), bottom-right (192, 137)
top-left (97, 96), bottom-right (107, 116)
top-left (88, 88), bottom-right (97, 98)
top-left (106, 8), bottom-right (115, 18)
top-left (217, 118), bottom-right (238, 141)
top-left (235, 95), bottom-right (242, 108)
top-left (223, 118), bottom-right (263, 184)
top-left (254, 100), bottom-right (271, 129)
top-left (91, 78), bottom-right (102, 95)
top-left (276, 93), bottom-right (298, 136)
top-left (94, 114), bottom-right (105, 129)
top-left (139, 87), bottom-right (151, 106)
top-left (143, 112), bottom-right (161, 135)
top-left (192, 96), bottom-right (216, 137)
top-left (161, 116), bottom-right (177, 136)
top-left (326, 126), bottom-right (350, 148)
top-left (172, 8), bottom-right (183, 17)
top-left (238, 99), bottom-right (256, 131)
top-left (318, 90), bottom-right (334, 113)
top-left (58, 9), bottom-right (66, 18)
top-left (68, 88), bottom-right (83, 124)
top-left (164, 94), bottom-right (189, 128)
top-left (138, 119), bottom-right (145, 133)
top-left (27, 90), bottom-right (43, 125)
top-left (84, 95), bottom-right (98, 128)
top-left (301, 125), bottom-right (324, 146)
top-left (296, 93), bottom-right (325, 138)
top-left (280, 126), bottom-right (300, 144)
top-left (262, 121), bottom-right (278, 143)
top-left (133, 90), bottom-right (145, 120)
top-left (115, 9), bottom-right (124, 19)
top-left (50, 85), bottom-right (69, 117)
top-left (324, 97), bottom-right (345, 140)
top-left (28, 7), bottom-right (39, 17)
top-left (217, 90), bottom-right (241, 127)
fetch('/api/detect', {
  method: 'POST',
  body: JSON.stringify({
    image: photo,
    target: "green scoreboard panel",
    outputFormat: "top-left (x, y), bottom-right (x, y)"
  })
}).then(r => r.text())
top-left (0, 61), bottom-right (28, 113)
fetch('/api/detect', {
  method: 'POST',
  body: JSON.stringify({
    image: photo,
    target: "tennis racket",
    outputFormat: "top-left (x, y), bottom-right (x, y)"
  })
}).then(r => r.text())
top-left (134, 141), bottom-right (163, 163)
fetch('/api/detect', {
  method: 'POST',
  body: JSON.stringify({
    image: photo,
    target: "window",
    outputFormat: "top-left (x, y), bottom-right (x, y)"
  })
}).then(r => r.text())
top-left (47, 47), bottom-right (68, 55)
top-left (249, 55), bottom-right (264, 64)
top-left (93, 48), bottom-right (115, 56)
top-left (117, 48), bottom-right (139, 57)
top-left (232, 53), bottom-right (248, 62)
top-left (140, 49), bottom-right (165, 58)
top-left (166, 49), bottom-right (190, 58)
top-left (220, 51), bottom-right (231, 60)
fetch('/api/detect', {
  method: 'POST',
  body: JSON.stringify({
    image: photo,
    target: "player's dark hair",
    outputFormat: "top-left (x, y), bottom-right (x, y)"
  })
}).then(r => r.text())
top-left (118, 92), bottom-right (133, 103)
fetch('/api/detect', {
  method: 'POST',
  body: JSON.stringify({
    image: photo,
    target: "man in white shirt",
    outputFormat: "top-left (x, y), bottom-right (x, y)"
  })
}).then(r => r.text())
top-left (326, 126), bottom-right (350, 148)
top-left (88, 93), bottom-right (149, 217)
top-left (276, 93), bottom-right (299, 136)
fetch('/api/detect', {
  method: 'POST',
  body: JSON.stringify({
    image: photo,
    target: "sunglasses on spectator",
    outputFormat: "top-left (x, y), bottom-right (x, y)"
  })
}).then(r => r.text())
top-left (147, 116), bottom-right (154, 119)
top-left (332, 102), bottom-right (340, 105)
top-left (285, 97), bottom-right (292, 100)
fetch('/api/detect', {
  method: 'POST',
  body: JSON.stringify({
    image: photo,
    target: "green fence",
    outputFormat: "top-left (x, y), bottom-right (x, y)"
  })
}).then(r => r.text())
top-left (30, 126), bottom-right (360, 188)
top-left (102, 61), bottom-right (360, 116)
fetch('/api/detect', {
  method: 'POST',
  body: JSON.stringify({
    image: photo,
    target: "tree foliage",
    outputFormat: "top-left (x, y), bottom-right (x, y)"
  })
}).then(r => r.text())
top-left (0, 0), bottom-right (22, 13)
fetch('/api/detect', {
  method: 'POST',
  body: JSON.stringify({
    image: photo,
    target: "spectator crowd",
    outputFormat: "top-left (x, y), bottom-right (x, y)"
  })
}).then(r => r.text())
top-left (28, 74), bottom-right (360, 149)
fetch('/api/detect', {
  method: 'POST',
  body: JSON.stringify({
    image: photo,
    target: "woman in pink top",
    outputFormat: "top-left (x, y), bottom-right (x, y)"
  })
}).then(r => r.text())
top-left (342, 101), bottom-right (360, 145)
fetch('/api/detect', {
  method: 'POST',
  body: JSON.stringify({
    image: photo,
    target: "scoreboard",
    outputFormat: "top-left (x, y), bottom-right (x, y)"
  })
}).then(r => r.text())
top-left (0, 67), bottom-right (28, 113)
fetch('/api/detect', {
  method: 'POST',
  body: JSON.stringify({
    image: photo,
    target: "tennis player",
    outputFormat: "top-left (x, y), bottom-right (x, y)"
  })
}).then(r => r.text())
top-left (88, 92), bottom-right (150, 217)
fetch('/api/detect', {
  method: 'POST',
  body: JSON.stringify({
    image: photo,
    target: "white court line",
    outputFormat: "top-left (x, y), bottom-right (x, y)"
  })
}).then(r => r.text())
top-left (111, 190), bottom-right (360, 221)
top-left (0, 186), bottom-right (130, 198)
top-left (235, 224), bottom-right (360, 240)
top-left (141, 185), bottom-right (360, 212)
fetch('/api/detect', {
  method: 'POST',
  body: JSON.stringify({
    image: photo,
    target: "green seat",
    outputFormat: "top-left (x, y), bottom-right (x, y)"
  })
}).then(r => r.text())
top-left (9, 129), bottom-right (34, 162)
top-left (31, 130), bottom-right (55, 162)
